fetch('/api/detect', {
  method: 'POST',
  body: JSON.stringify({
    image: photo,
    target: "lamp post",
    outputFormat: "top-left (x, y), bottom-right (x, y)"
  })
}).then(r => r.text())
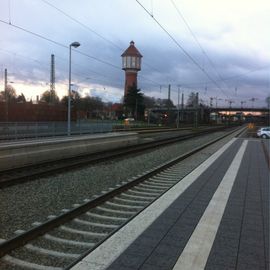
top-left (67, 41), bottom-right (80, 136)
top-left (4, 68), bottom-right (8, 122)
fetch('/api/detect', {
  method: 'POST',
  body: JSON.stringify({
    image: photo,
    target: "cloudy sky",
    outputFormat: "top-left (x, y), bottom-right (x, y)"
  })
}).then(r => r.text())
top-left (1, 0), bottom-right (269, 107)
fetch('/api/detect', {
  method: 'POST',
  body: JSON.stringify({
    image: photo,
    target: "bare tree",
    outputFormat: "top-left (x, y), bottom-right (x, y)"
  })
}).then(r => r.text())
top-left (0, 84), bottom-right (17, 102)
top-left (40, 90), bottom-right (59, 104)
top-left (186, 92), bottom-right (198, 107)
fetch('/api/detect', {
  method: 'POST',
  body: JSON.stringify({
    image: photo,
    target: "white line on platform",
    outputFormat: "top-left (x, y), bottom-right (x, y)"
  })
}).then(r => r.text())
top-left (173, 140), bottom-right (248, 270)
top-left (70, 138), bottom-right (237, 270)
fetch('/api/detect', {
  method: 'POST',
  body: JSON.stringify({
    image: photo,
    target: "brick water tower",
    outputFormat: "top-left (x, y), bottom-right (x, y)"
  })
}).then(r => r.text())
top-left (121, 41), bottom-right (143, 96)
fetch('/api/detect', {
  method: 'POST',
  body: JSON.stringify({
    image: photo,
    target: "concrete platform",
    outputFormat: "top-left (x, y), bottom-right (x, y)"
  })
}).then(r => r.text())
top-left (71, 137), bottom-right (269, 270)
top-left (0, 132), bottom-right (138, 171)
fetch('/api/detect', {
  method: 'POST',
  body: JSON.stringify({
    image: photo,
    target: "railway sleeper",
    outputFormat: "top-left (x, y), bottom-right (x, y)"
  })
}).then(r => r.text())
top-left (121, 192), bottom-right (156, 201)
top-left (113, 196), bottom-right (150, 205)
top-left (130, 187), bottom-right (161, 196)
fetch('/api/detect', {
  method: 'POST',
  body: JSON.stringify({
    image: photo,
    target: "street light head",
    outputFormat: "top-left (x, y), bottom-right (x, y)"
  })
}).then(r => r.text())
top-left (70, 41), bottom-right (80, 48)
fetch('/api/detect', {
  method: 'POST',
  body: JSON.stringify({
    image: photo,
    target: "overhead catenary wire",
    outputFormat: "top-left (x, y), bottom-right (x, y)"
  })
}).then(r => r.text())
top-left (34, 0), bottom-right (270, 96)
top-left (0, 49), bottom-right (123, 92)
top-left (1, 2), bottom-right (267, 105)
top-left (135, 0), bottom-right (229, 99)
top-left (1, 2), bottom-right (255, 91)
top-left (39, 0), bottom-right (166, 77)
top-left (0, 18), bottom-right (127, 97)
top-left (170, 64), bottom-right (270, 88)
top-left (0, 18), bottom-right (168, 92)
top-left (170, 0), bottom-right (233, 93)
top-left (0, 19), bottom-right (121, 70)
top-left (8, 0), bottom-right (12, 24)
top-left (40, 0), bottom-right (122, 51)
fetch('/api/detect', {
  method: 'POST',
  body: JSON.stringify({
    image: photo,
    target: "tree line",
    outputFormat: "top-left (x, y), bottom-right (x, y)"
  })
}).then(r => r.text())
top-left (0, 84), bottom-right (178, 120)
top-left (2, 84), bottom-right (267, 120)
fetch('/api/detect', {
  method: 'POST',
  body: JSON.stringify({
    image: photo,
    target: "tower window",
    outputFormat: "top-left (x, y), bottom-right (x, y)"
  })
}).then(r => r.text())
top-left (131, 57), bottom-right (136, 68)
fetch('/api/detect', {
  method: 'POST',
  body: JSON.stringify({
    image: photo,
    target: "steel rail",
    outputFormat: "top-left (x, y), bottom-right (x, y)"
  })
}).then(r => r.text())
top-left (0, 126), bottom-right (234, 189)
top-left (0, 126), bottom-right (245, 259)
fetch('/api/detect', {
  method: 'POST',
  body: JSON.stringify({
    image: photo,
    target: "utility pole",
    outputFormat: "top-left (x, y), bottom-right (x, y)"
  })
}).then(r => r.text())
top-left (68, 41), bottom-right (80, 136)
top-left (4, 68), bottom-right (8, 122)
top-left (215, 97), bottom-right (222, 109)
top-left (194, 92), bottom-right (199, 128)
top-left (225, 99), bottom-right (234, 126)
top-left (240, 101), bottom-right (246, 123)
top-left (249, 97), bottom-right (258, 108)
top-left (50, 54), bottom-right (55, 103)
top-left (225, 99), bottom-right (234, 109)
top-left (181, 92), bottom-right (184, 121)
top-left (177, 85), bottom-right (180, 128)
top-left (210, 97), bottom-right (213, 108)
top-left (166, 84), bottom-right (171, 126)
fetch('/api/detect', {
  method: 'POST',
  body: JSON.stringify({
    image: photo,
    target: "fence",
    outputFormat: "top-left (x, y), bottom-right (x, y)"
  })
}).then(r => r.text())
top-left (0, 120), bottom-right (116, 140)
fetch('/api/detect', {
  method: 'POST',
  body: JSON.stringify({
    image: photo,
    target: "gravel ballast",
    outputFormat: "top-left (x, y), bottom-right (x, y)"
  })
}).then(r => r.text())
top-left (0, 129), bottom-right (239, 240)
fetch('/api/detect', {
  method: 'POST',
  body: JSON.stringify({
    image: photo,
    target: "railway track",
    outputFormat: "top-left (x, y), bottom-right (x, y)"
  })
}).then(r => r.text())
top-left (0, 126), bottom-right (233, 189)
top-left (0, 127), bottom-right (245, 270)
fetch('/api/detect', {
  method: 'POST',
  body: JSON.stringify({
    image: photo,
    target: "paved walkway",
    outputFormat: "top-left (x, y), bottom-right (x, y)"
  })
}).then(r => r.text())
top-left (71, 138), bottom-right (269, 270)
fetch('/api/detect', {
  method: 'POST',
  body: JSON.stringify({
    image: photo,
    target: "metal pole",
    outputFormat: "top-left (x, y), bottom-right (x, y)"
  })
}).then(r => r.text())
top-left (67, 42), bottom-right (80, 135)
top-left (167, 84), bottom-right (171, 126)
top-left (50, 54), bottom-right (55, 104)
top-left (4, 68), bottom-right (8, 122)
top-left (195, 92), bottom-right (199, 128)
top-left (177, 86), bottom-right (180, 128)
top-left (68, 45), bottom-right (72, 136)
top-left (181, 92), bottom-right (184, 121)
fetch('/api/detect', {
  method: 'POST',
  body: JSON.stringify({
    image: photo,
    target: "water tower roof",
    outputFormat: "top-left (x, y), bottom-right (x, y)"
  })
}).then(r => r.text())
top-left (121, 41), bottom-right (143, 57)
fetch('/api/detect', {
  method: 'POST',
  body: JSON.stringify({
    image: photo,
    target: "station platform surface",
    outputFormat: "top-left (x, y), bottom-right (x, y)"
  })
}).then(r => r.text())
top-left (0, 132), bottom-right (137, 148)
top-left (71, 137), bottom-right (269, 270)
top-left (0, 132), bottom-right (138, 171)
